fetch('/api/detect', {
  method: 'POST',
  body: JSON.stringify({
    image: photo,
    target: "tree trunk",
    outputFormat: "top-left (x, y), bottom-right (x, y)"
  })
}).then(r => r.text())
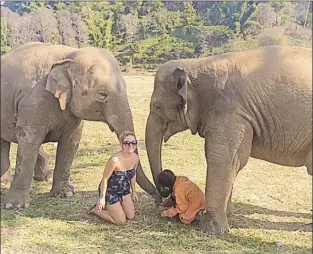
top-left (303, 1), bottom-right (310, 28)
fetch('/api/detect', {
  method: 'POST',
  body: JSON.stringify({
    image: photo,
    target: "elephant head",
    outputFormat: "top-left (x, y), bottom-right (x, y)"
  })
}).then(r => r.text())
top-left (45, 48), bottom-right (131, 134)
top-left (45, 47), bottom-right (159, 199)
top-left (145, 62), bottom-right (201, 189)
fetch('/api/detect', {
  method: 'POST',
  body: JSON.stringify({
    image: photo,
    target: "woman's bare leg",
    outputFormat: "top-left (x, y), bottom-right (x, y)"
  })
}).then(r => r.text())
top-left (92, 202), bottom-right (126, 225)
top-left (121, 194), bottom-right (135, 220)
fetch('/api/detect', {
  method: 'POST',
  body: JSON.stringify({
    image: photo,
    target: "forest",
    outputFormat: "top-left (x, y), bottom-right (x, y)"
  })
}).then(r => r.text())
top-left (1, 1), bottom-right (312, 71)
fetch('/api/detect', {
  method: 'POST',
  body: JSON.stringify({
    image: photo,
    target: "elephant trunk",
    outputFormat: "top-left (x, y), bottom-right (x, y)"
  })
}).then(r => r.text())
top-left (145, 112), bottom-right (166, 192)
top-left (111, 100), bottom-right (160, 200)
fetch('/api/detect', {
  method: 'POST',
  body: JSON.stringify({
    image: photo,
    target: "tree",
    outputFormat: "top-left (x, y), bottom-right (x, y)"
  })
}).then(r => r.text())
top-left (256, 3), bottom-right (276, 28)
top-left (1, 0), bottom-right (311, 72)
top-left (33, 8), bottom-right (61, 44)
top-left (82, 4), bottom-right (114, 48)
top-left (303, 2), bottom-right (311, 28)
top-left (181, 1), bottom-right (203, 27)
top-left (138, 0), bottom-right (163, 15)
top-left (4, 10), bottom-right (38, 48)
top-left (293, 2), bottom-right (312, 28)
top-left (120, 13), bottom-right (140, 43)
top-left (1, 17), bottom-right (11, 54)
top-left (271, 1), bottom-right (294, 26)
top-left (71, 12), bottom-right (89, 47)
top-left (56, 10), bottom-right (78, 47)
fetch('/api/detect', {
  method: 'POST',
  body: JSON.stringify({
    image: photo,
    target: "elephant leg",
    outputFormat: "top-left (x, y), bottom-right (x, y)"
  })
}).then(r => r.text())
top-left (2, 126), bottom-right (47, 208)
top-left (200, 120), bottom-right (252, 235)
top-left (33, 146), bottom-right (53, 181)
top-left (49, 122), bottom-right (83, 198)
top-left (226, 188), bottom-right (234, 216)
top-left (1, 139), bottom-right (12, 185)
top-left (136, 161), bottom-right (161, 201)
top-left (305, 148), bottom-right (312, 175)
top-left (227, 168), bottom-right (241, 216)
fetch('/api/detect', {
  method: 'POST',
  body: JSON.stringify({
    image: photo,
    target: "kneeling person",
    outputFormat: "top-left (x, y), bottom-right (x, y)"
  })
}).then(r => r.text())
top-left (92, 131), bottom-right (139, 225)
top-left (158, 169), bottom-right (205, 224)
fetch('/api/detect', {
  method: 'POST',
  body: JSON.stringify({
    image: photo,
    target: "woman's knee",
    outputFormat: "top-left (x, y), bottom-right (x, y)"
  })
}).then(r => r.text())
top-left (111, 212), bottom-right (126, 225)
top-left (121, 194), bottom-right (135, 220)
top-left (115, 216), bottom-right (127, 225)
top-left (126, 212), bottom-right (135, 220)
top-left (107, 203), bottom-right (127, 225)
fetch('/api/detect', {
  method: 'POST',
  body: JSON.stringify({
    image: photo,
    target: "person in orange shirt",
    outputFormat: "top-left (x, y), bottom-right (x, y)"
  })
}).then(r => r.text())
top-left (158, 169), bottom-right (206, 224)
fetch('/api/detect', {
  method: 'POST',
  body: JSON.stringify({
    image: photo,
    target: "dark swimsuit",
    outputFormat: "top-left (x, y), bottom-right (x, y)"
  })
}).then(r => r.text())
top-left (98, 169), bottom-right (136, 205)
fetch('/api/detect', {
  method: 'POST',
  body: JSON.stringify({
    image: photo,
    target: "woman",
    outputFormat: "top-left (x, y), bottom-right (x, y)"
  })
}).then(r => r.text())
top-left (92, 131), bottom-right (139, 225)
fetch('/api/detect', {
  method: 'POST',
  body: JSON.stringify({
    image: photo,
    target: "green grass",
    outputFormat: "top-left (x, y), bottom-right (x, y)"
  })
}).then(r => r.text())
top-left (1, 75), bottom-right (312, 254)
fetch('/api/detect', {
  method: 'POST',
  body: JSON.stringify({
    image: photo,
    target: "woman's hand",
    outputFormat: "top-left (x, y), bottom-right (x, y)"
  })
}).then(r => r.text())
top-left (96, 198), bottom-right (106, 213)
top-left (160, 210), bottom-right (168, 217)
top-left (131, 191), bottom-right (139, 203)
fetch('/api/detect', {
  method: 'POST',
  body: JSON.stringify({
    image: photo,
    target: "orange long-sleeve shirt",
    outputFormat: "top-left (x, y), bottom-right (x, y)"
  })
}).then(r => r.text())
top-left (165, 176), bottom-right (205, 224)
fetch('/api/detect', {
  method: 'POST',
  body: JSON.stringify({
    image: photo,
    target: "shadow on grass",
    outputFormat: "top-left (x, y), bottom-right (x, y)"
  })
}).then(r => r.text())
top-left (1, 191), bottom-right (312, 253)
top-left (234, 202), bottom-right (312, 219)
top-left (229, 203), bottom-right (312, 232)
top-left (1, 190), bottom-right (311, 231)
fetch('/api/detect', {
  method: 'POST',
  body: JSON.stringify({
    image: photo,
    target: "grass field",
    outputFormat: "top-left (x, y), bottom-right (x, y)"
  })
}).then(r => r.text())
top-left (1, 75), bottom-right (312, 254)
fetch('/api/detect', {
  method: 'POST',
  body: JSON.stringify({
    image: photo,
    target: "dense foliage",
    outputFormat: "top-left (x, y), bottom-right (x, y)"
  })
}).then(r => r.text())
top-left (1, 1), bottom-right (312, 71)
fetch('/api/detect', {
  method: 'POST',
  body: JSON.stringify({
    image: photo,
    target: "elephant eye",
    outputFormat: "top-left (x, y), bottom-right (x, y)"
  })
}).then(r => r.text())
top-left (96, 91), bottom-right (108, 101)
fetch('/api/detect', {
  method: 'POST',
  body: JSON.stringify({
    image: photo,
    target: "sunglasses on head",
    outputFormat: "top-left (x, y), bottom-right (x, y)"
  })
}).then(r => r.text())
top-left (123, 141), bottom-right (137, 146)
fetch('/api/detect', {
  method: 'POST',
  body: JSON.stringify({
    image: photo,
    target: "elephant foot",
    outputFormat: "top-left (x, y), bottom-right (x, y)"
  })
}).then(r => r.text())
top-left (49, 183), bottom-right (75, 198)
top-left (153, 192), bottom-right (162, 204)
top-left (1, 169), bottom-right (13, 186)
top-left (1, 190), bottom-right (31, 209)
top-left (33, 168), bottom-right (53, 182)
top-left (199, 211), bottom-right (230, 235)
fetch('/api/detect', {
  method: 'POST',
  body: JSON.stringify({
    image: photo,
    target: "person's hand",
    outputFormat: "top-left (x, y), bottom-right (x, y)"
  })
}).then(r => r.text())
top-left (160, 210), bottom-right (168, 217)
top-left (158, 205), bottom-right (168, 211)
top-left (131, 191), bottom-right (139, 203)
top-left (162, 197), bottom-right (175, 207)
top-left (96, 198), bottom-right (106, 213)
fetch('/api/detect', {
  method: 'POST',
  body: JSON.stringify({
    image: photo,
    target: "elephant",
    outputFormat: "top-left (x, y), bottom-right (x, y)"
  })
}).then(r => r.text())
top-left (145, 45), bottom-right (312, 235)
top-left (1, 145), bottom-right (54, 187)
top-left (1, 42), bottom-right (159, 208)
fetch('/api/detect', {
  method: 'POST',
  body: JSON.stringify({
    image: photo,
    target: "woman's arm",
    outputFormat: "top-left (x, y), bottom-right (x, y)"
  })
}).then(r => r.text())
top-left (130, 155), bottom-right (139, 202)
top-left (162, 186), bottom-right (188, 217)
top-left (130, 174), bottom-right (136, 194)
top-left (130, 154), bottom-right (139, 193)
top-left (97, 156), bottom-right (118, 208)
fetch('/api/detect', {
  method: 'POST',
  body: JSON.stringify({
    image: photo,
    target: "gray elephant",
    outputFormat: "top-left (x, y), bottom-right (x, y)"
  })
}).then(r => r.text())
top-left (1, 145), bottom-right (55, 186)
top-left (1, 42), bottom-right (158, 208)
top-left (145, 45), bottom-right (312, 235)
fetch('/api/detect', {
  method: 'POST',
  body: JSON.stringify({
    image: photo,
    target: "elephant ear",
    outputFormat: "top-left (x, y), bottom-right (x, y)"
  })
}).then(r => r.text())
top-left (46, 59), bottom-right (73, 111)
top-left (210, 65), bottom-right (229, 92)
top-left (174, 67), bottom-right (190, 115)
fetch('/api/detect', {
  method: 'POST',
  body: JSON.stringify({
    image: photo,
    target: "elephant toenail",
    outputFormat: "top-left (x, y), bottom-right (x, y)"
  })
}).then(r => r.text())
top-left (5, 203), bottom-right (13, 209)
top-left (65, 192), bottom-right (73, 197)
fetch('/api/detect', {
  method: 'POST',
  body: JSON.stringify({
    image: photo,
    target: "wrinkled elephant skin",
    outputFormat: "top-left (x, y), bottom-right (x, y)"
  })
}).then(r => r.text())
top-left (145, 45), bottom-right (312, 235)
top-left (1, 42), bottom-right (158, 208)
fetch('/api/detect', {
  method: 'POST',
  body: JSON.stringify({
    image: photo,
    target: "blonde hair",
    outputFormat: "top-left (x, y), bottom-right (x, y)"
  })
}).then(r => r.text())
top-left (119, 130), bottom-right (136, 144)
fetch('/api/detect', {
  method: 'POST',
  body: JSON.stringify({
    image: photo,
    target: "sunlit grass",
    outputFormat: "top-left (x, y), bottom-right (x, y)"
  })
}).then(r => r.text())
top-left (1, 75), bottom-right (312, 254)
